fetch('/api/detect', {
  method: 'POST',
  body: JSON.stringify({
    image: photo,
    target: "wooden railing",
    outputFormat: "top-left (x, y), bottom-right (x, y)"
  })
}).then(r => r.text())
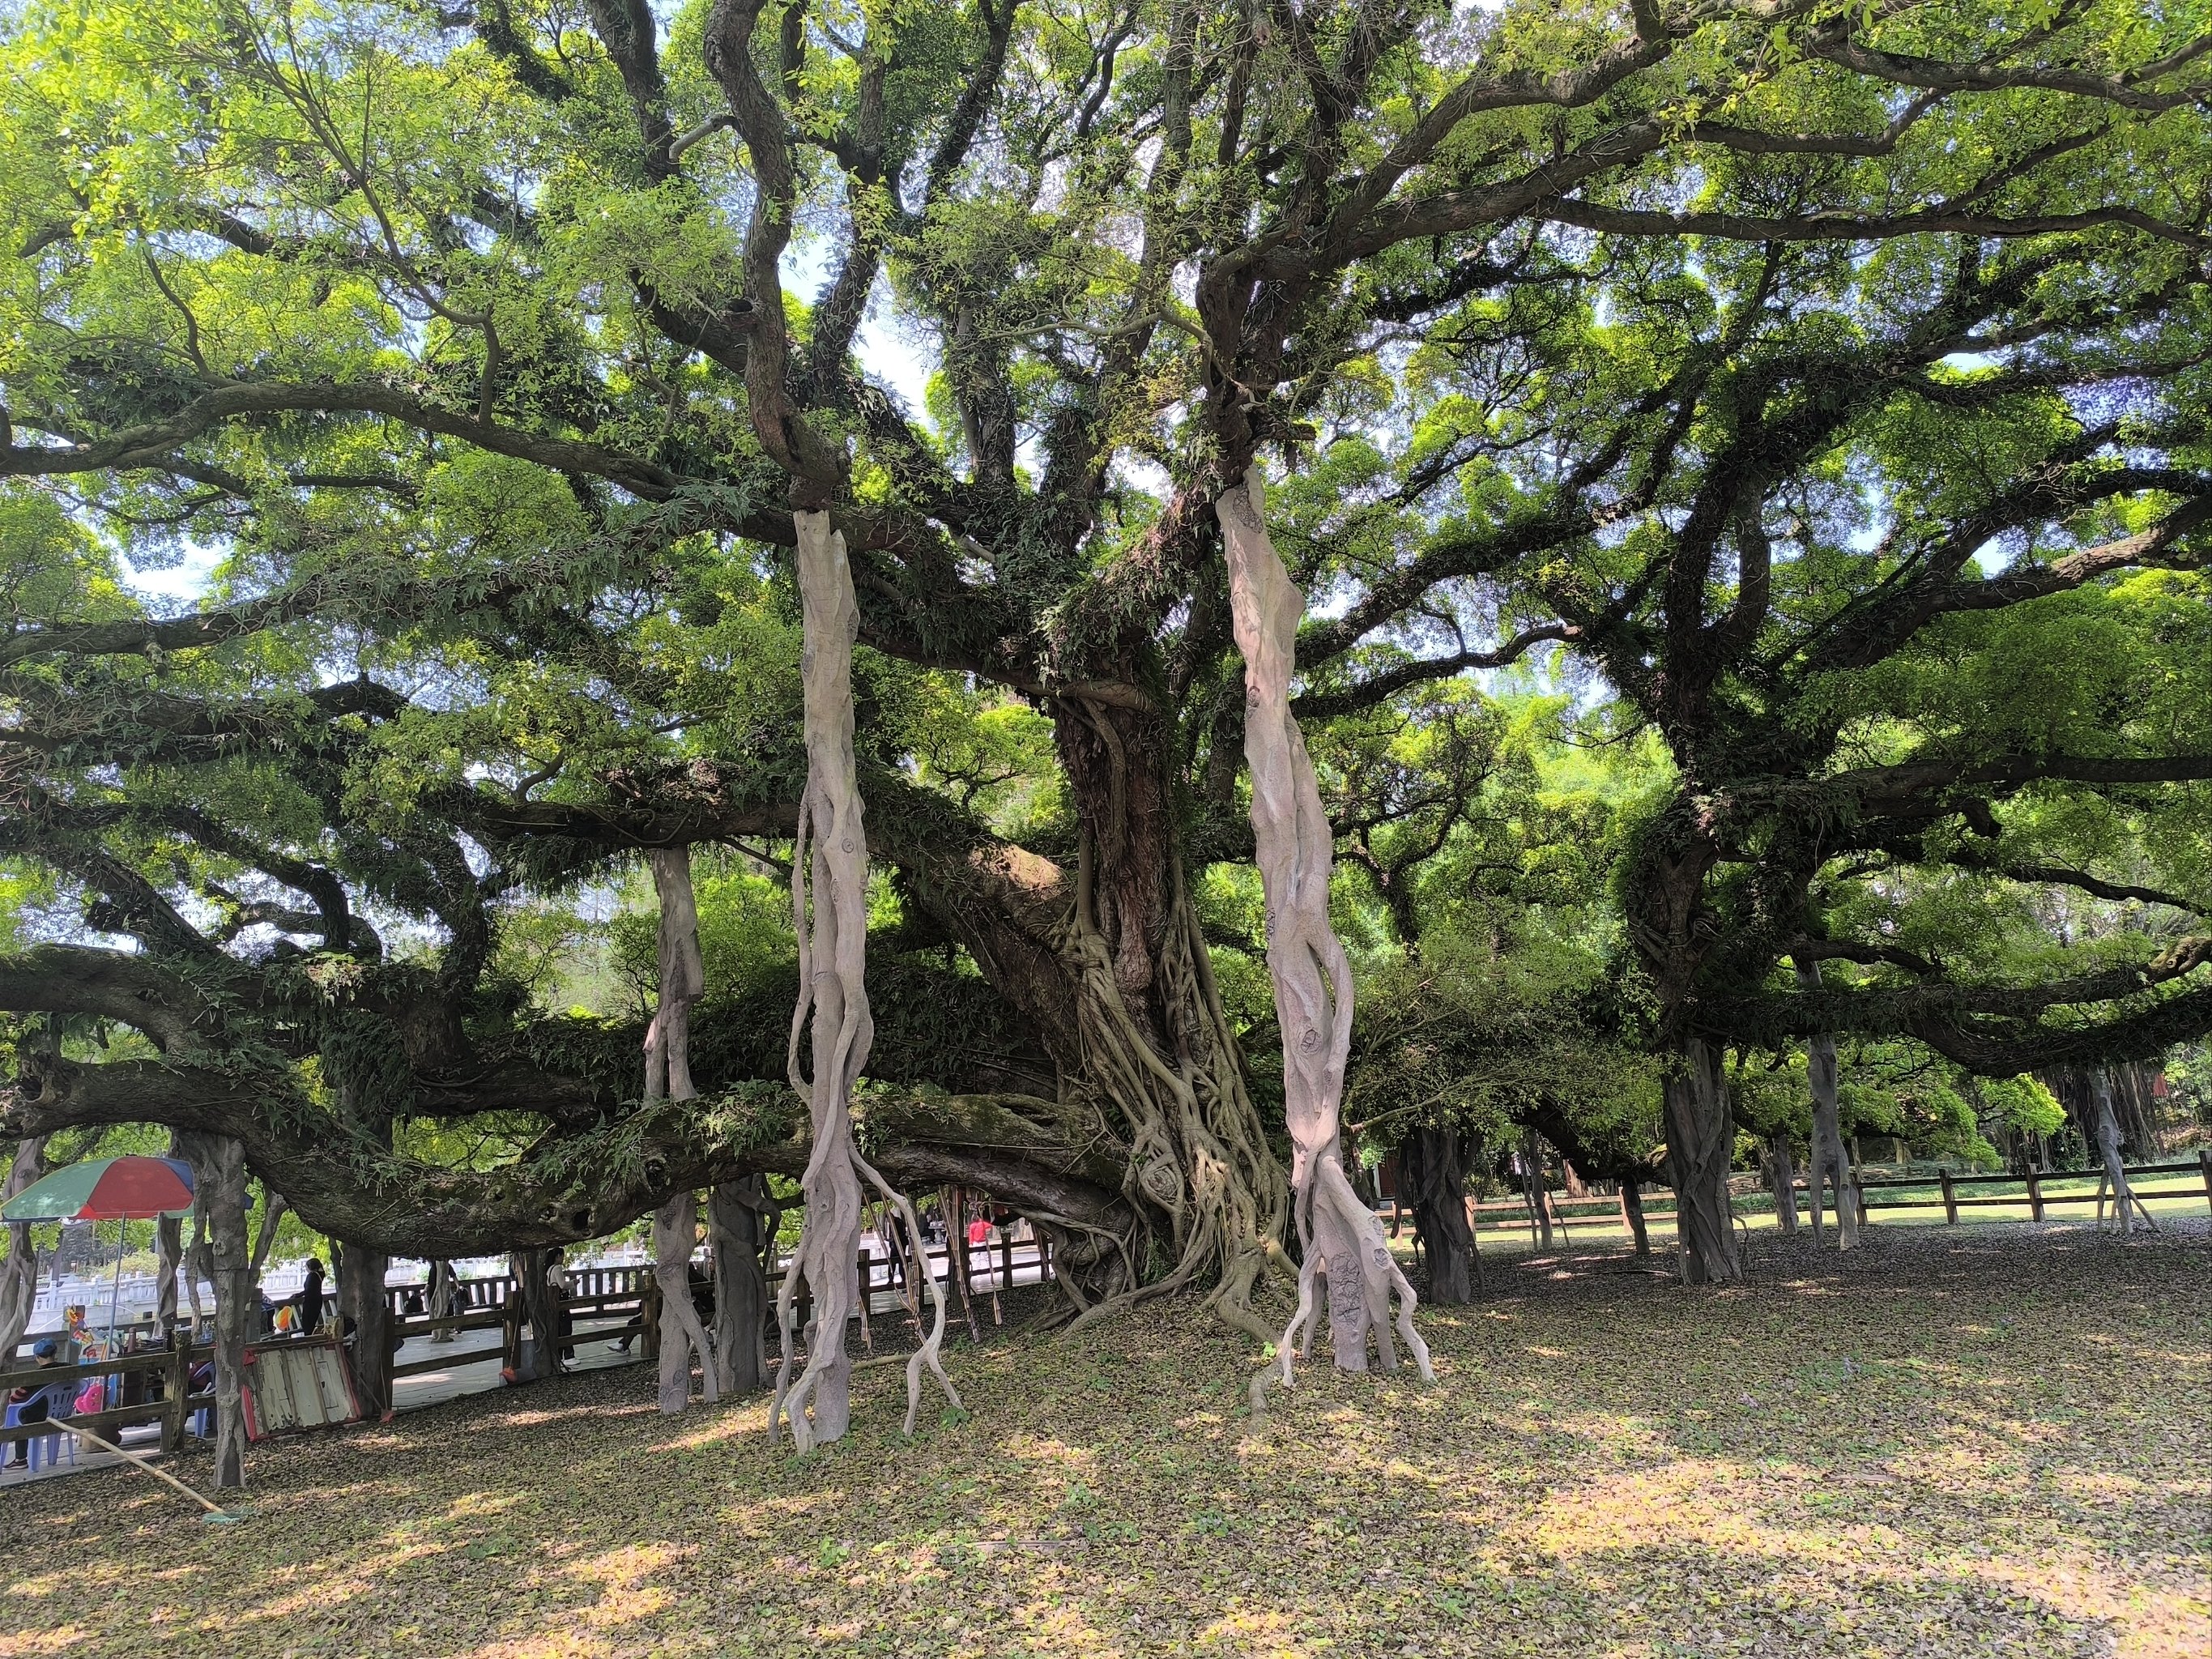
top-left (0, 1340), bottom-right (214, 1457)
top-left (1389, 1150), bottom-right (2212, 1241)
top-left (1837, 1154), bottom-right (2212, 1225)
top-left (360, 1238), bottom-right (1057, 1375)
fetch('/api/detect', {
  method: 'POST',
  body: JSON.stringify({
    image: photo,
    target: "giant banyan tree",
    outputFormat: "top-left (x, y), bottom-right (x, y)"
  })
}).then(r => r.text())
top-left (2, 0), bottom-right (2210, 1408)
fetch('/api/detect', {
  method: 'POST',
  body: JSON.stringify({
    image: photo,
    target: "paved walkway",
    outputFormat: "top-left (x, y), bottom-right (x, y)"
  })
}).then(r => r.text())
top-left (386, 1318), bottom-right (644, 1410)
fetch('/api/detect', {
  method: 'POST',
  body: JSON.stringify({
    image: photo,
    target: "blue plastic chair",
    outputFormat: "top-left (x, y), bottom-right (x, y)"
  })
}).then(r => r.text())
top-left (3, 1381), bottom-right (77, 1473)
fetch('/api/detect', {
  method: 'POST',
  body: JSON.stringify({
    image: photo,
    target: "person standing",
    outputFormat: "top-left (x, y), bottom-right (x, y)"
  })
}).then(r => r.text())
top-left (966, 1211), bottom-right (992, 1290)
top-left (298, 1256), bottom-right (326, 1336)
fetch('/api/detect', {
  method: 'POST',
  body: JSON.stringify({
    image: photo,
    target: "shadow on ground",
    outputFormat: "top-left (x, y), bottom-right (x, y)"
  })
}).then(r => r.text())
top-left (2, 1222), bottom-right (2205, 1658)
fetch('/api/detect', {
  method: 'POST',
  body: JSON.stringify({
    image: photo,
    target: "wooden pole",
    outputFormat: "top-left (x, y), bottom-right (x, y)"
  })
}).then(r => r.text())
top-left (856, 1243), bottom-right (873, 1354)
top-left (162, 1335), bottom-right (191, 1456)
top-left (1940, 1168), bottom-right (1958, 1225)
top-left (951, 1188), bottom-right (981, 1343)
top-left (639, 1273), bottom-right (663, 1362)
top-left (2027, 1169), bottom-right (2046, 1222)
top-left (55, 1420), bottom-right (237, 1516)
top-left (988, 1222), bottom-right (1004, 1327)
top-left (2199, 1149), bottom-right (2212, 1216)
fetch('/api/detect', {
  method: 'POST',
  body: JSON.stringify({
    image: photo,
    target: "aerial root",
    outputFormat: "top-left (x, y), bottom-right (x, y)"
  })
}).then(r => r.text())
top-left (1251, 1167), bottom-right (1434, 1420)
top-left (855, 1151), bottom-right (961, 1434)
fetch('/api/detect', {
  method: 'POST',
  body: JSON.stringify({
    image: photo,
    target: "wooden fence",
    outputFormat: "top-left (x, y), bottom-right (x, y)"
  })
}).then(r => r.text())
top-left (364, 1231), bottom-right (1058, 1376)
top-left (1391, 1150), bottom-right (2212, 1241)
top-left (0, 1339), bottom-right (213, 1458)
top-left (1830, 1154), bottom-right (2212, 1226)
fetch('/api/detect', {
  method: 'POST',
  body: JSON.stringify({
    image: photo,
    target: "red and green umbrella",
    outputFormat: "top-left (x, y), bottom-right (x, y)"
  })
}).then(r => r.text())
top-left (1, 1155), bottom-right (195, 1222)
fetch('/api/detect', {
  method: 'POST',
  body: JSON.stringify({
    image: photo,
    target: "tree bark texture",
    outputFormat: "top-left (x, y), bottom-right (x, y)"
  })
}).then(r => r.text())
top-left (652, 1195), bottom-right (718, 1410)
top-left (2093, 1072), bottom-right (2157, 1235)
top-left (249, 1189), bottom-right (288, 1290)
top-left (339, 1241), bottom-right (394, 1416)
top-left (1620, 1179), bottom-right (1651, 1257)
top-left (1663, 1037), bottom-right (1741, 1285)
top-left (0, 1137), bottom-right (46, 1360)
top-left (1399, 1124), bottom-right (1475, 1305)
top-left (1218, 475), bottom-right (1430, 1395)
top-left (709, 1176), bottom-right (770, 1394)
top-left (1521, 1127), bottom-right (1554, 1252)
top-left (155, 1130), bottom-right (187, 1337)
top-left (641, 844), bottom-right (720, 1412)
top-left (773, 510), bottom-right (956, 1448)
top-left (178, 1131), bottom-right (249, 1489)
top-left (1767, 1132), bottom-right (1800, 1236)
top-left (509, 1247), bottom-right (560, 1384)
top-left (427, 1259), bottom-right (458, 1343)
top-left (1799, 965), bottom-right (1859, 1250)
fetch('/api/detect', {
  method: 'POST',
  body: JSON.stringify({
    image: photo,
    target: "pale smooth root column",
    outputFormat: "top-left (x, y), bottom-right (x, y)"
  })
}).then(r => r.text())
top-left (773, 509), bottom-right (957, 1450)
top-left (1217, 473), bottom-right (1431, 1396)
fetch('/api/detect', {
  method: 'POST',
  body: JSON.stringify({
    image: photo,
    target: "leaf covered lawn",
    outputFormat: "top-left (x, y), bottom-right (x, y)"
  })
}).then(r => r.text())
top-left (2, 1222), bottom-right (2206, 1658)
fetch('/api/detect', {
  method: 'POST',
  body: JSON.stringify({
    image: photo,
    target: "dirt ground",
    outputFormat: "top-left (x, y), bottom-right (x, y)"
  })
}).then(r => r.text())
top-left (2, 1220), bottom-right (2206, 1658)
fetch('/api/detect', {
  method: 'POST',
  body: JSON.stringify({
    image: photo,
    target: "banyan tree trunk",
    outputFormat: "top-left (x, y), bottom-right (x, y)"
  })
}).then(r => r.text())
top-left (773, 510), bottom-right (957, 1448)
top-left (1620, 1179), bottom-right (1651, 1257)
top-left (1768, 1132), bottom-right (1800, 1236)
top-left (1218, 476), bottom-right (1430, 1398)
top-left (709, 1177), bottom-right (770, 1394)
top-left (1050, 830), bottom-right (1288, 1331)
top-left (509, 1249), bottom-right (560, 1384)
top-left (181, 1193), bottom-right (215, 1325)
top-left (1798, 966), bottom-right (1860, 1251)
top-left (0, 1137), bottom-right (47, 1360)
top-left (643, 847), bottom-right (719, 1413)
top-left (179, 1132), bottom-right (250, 1490)
top-left (1663, 1038), bottom-right (1741, 1286)
top-left (427, 1260), bottom-right (458, 1343)
top-left (339, 1242), bottom-right (394, 1417)
top-left (249, 1189), bottom-right (287, 1290)
top-left (1399, 1124), bottom-right (1476, 1305)
top-left (1008, 604), bottom-right (1288, 1322)
top-left (2094, 1073), bottom-right (2157, 1235)
top-left (156, 1213), bottom-right (182, 1337)
top-left (1521, 1128), bottom-right (1554, 1252)
top-left (652, 1196), bottom-right (717, 1411)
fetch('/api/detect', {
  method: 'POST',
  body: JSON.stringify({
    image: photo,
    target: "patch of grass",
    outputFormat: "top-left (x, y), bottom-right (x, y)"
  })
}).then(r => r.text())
top-left (2, 1222), bottom-right (2206, 1657)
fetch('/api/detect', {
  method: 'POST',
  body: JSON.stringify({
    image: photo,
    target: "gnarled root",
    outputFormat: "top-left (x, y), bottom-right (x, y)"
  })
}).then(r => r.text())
top-left (1252, 1158), bottom-right (1433, 1417)
top-left (1051, 830), bottom-right (1292, 1347)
